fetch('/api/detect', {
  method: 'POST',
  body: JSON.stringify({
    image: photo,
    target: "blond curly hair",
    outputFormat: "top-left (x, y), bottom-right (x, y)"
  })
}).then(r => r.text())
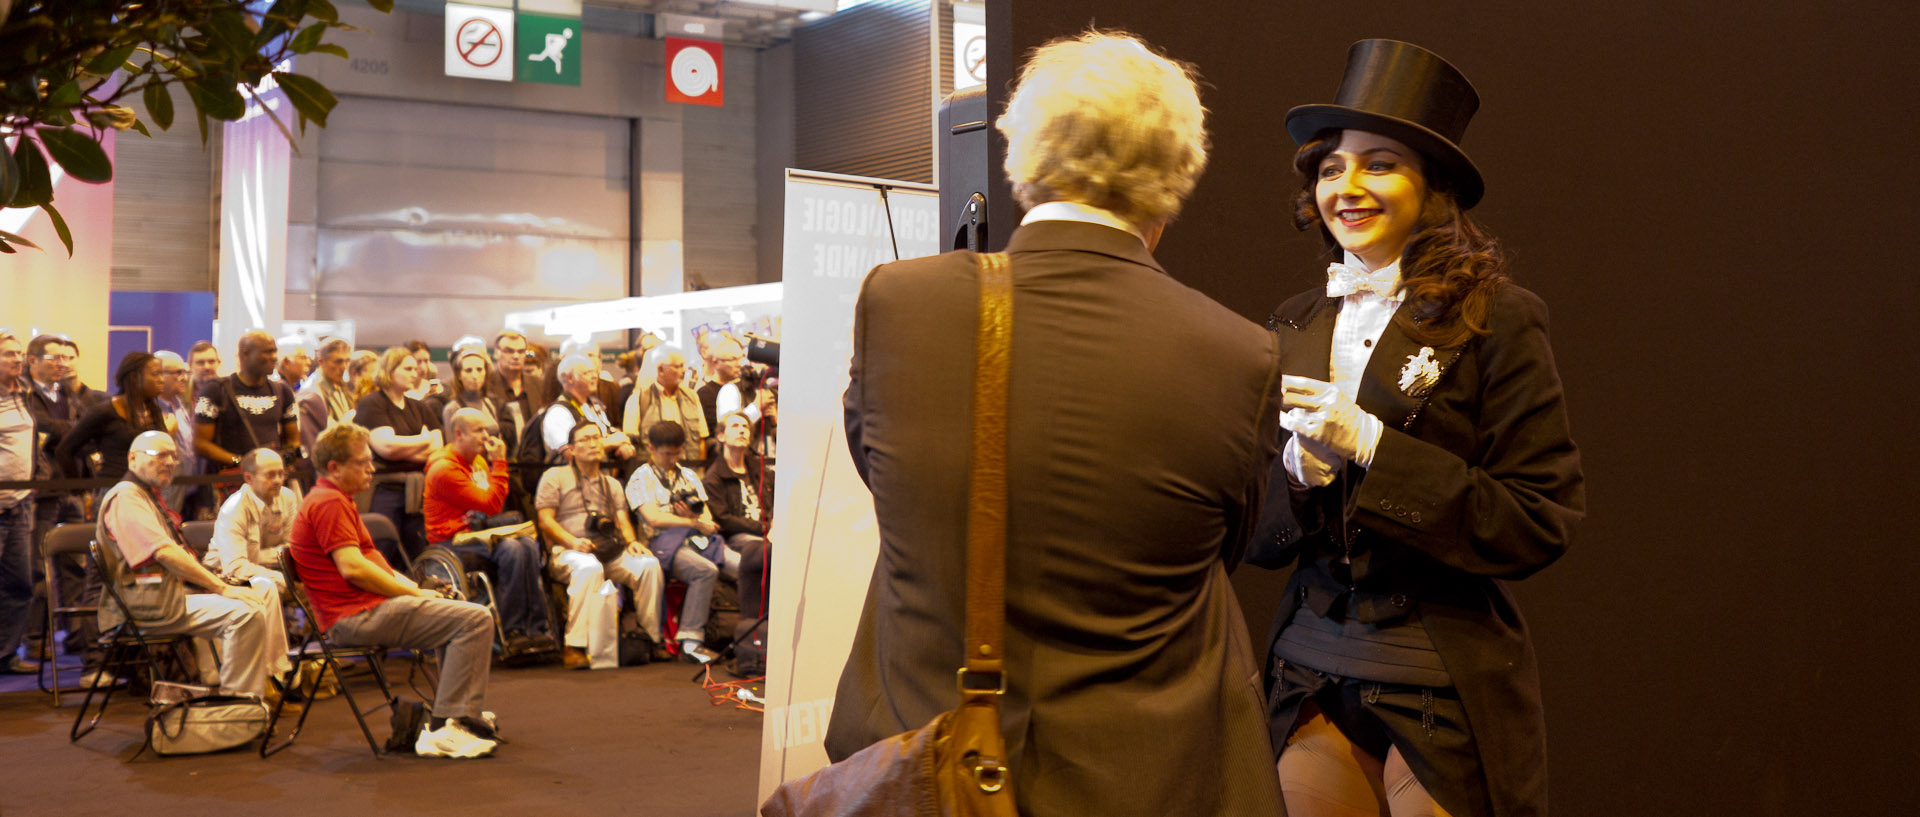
top-left (998, 31), bottom-right (1210, 227)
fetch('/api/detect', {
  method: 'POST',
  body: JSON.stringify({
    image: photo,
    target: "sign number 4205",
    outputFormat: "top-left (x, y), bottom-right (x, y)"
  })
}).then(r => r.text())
top-left (350, 58), bottom-right (390, 75)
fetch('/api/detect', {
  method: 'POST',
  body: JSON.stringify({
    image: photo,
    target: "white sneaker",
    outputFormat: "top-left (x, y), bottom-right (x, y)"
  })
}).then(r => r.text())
top-left (415, 720), bottom-right (498, 759)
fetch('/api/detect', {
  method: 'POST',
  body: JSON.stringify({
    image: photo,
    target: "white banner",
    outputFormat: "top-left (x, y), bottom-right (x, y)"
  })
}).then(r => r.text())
top-left (214, 75), bottom-right (293, 355)
top-left (759, 171), bottom-right (941, 802)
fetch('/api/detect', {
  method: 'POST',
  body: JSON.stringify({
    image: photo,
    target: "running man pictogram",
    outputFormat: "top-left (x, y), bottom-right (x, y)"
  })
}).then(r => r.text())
top-left (528, 27), bottom-right (573, 74)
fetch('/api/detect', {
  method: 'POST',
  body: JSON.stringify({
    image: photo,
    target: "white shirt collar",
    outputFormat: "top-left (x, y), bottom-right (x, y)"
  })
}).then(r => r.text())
top-left (1020, 201), bottom-right (1146, 243)
top-left (1342, 252), bottom-right (1405, 300)
top-left (29, 377), bottom-right (59, 401)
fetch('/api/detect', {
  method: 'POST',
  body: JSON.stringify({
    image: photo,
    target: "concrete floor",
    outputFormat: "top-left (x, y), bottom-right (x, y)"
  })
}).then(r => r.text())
top-left (0, 657), bottom-right (766, 817)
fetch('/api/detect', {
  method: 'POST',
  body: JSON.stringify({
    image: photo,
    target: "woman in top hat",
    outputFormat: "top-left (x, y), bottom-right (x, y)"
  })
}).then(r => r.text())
top-left (1247, 40), bottom-right (1586, 817)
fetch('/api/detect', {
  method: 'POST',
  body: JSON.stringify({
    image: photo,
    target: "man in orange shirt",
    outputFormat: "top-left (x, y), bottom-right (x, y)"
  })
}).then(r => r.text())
top-left (425, 408), bottom-right (552, 654)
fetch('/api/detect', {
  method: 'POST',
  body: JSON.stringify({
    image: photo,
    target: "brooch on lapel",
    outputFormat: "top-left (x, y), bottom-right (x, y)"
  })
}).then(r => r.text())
top-left (1398, 347), bottom-right (1442, 398)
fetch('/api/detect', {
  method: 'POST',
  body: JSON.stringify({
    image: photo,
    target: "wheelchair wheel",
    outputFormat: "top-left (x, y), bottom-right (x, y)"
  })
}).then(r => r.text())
top-left (410, 547), bottom-right (473, 601)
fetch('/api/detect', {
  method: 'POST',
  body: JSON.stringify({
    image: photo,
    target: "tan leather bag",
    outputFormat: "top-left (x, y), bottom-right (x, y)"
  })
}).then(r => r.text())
top-left (760, 252), bottom-right (1020, 817)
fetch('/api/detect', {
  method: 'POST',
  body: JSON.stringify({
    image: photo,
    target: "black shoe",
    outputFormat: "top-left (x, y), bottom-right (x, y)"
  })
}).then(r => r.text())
top-left (504, 630), bottom-right (534, 653)
top-left (528, 633), bottom-right (557, 652)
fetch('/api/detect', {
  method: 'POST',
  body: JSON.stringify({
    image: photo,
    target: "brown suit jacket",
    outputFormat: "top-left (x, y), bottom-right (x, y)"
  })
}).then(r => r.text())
top-left (824, 220), bottom-right (1286, 816)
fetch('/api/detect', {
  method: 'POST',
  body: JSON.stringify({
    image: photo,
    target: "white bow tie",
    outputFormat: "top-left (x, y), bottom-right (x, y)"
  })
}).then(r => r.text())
top-left (1325, 262), bottom-right (1399, 299)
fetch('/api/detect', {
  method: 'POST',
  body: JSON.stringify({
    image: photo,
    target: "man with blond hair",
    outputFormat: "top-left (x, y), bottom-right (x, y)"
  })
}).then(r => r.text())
top-left (821, 31), bottom-right (1286, 815)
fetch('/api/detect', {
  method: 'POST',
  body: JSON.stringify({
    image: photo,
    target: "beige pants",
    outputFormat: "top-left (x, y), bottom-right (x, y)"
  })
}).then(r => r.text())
top-left (550, 547), bottom-right (663, 669)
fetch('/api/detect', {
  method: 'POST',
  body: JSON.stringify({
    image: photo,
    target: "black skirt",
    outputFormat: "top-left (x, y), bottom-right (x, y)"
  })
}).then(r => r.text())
top-left (1268, 655), bottom-right (1493, 817)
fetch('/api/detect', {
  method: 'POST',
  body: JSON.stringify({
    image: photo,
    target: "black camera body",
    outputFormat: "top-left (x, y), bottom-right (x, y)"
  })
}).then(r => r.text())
top-left (672, 488), bottom-right (705, 516)
top-left (586, 512), bottom-right (619, 539)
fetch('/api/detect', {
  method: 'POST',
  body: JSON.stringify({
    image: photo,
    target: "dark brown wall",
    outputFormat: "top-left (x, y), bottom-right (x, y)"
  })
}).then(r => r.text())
top-left (989, 3), bottom-right (1918, 814)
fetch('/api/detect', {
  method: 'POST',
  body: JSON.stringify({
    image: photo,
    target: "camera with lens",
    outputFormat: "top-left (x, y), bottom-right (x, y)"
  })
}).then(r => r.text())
top-left (586, 512), bottom-right (619, 539)
top-left (672, 488), bottom-right (705, 516)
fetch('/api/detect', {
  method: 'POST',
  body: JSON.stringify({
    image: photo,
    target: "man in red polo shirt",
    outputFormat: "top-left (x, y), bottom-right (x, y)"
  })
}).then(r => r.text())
top-left (290, 422), bottom-right (498, 759)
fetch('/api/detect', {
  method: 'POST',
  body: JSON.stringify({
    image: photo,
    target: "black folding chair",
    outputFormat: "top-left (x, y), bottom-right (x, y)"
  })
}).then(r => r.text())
top-left (261, 549), bottom-right (408, 758)
top-left (37, 523), bottom-right (100, 706)
top-left (70, 541), bottom-right (197, 745)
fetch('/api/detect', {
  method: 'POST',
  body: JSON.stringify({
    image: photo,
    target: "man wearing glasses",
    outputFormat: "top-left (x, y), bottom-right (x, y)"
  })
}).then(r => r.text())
top-left (22, 335), bottom-right (99, 660)
top-left (291, 422), bottom-right (501, 758)
top-left (95, 432), bottom-right (278, 698)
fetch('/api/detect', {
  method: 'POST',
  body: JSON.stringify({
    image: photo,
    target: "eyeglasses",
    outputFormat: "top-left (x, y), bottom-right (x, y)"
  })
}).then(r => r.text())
top-left (40, 353), bottom-right (75, 363)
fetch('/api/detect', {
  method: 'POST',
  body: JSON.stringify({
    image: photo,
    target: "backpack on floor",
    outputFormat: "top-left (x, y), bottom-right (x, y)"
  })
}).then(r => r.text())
top-left (384, 700), bottom-right (430, 754)
top-left (731, 617), bottom-right (767, 678)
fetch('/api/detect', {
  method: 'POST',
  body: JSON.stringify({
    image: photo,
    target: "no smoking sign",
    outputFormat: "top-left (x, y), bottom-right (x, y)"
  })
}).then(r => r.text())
top-left (445, 3), bottom-right (515, 82)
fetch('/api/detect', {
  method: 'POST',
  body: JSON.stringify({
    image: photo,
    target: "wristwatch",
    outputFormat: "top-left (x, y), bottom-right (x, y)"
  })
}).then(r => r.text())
top-left (229, 454), bottom-right (242, 466)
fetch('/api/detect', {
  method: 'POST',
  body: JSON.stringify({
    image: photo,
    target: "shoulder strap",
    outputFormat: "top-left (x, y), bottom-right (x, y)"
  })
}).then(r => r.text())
top-left (962, 252), bottom-right (1012, 687)
top-left (221, 375), bottom-right (263, 450)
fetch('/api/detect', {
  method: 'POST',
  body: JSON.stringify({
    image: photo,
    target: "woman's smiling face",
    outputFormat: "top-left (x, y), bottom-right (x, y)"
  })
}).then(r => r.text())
top-left (1315, 129), bottom-right (1429, 270)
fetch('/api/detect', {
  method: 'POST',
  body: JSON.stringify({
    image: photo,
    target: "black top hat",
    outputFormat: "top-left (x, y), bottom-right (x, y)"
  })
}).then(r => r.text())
top-left (1286, 40), bottom-right (1485, 209)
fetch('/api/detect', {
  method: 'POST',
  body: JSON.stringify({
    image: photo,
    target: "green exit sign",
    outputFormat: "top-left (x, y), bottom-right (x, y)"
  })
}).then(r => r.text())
top-left (517, 13), bottom-right (581, 86)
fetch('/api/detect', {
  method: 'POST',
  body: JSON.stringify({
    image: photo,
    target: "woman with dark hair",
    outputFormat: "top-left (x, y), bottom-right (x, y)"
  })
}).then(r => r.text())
top-left (1249, 41), bottom-right (1585, 817)
top-left (56, 351), bottom-right (170, 483)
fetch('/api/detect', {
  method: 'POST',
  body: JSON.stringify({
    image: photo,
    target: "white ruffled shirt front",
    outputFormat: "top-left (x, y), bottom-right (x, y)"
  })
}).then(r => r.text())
top-left (1284, 252), bottom-right (1400, 485)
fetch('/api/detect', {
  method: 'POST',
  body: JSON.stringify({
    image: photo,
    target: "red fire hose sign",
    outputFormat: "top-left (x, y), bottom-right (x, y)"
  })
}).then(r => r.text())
top-left (445, 4), bottom-right (515, 82)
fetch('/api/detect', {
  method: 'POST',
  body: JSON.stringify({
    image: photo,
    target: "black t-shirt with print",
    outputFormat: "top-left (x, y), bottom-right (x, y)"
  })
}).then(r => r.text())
top-left (194, 375), bottom-right (297, 460)
top-left (354, 391), bottom-right (443, 473)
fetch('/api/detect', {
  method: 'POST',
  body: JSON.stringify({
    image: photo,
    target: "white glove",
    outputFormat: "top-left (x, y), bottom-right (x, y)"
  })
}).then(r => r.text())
top-left (1281, 432), bottom-right (1339, 488)
top-left (1280, 375), bottom-right (1384, 468)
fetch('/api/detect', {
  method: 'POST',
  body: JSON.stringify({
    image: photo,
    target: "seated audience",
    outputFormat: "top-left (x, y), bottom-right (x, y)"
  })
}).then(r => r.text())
top-left (206, 448), bottom-right (299, 593)
top-left (291, 422), bottom-right (500, 758)
top-left (623, 345), bottom-right (706, 463)
top-left (56, 351), bottom-right (171, 484)
top-left (95, 431), bottom-right (278, 698)
top-left (626, 421), bottom-right (738, 664)
top-left (193, 331), bottom-right (299, 474)
top-left (702, 411), bottom-right (772, 622)
top-left (0, 332), bottom-right (38, 674)
top-left (536, 420), bottom-right (665, 669)
top-left (425, 408), bottom-right (552, 653)
top-left (539, 354), bottom-right (636, 469)
top-left (356, 347), bottom-right (443, 564)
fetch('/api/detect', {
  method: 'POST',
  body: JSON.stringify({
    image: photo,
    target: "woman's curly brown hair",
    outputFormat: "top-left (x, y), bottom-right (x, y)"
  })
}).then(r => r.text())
top-left (1291, 130), bottom-right (1508, 349)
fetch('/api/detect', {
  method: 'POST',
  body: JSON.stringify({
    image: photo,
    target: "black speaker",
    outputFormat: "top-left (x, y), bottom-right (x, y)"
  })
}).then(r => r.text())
top-left (939, 86), bottom-right (991, 252)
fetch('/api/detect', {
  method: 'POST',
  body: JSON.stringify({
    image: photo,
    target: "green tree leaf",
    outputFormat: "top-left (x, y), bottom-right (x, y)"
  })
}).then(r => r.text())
top-left (9, 137), bottom-right (52, 208)
top-left (306, 0), bottom-right (339, 24)
top-left (85, 43), bottom-right (139, 76)
top-left (205, 9), bottom-right (257, 61)
top-left (144, 81), bottom-right (175, 130)
top-left (40, 202), bottom-right (75, 256)
top-left (38, 127), bottom-right (114, 184)
top-left (46, 80), bottom-right (82, 107)
top-left (364, 0), bottom-right (393, 14)
top-left (190, 77), bottom-right (247, 121)
top-left (273, 71), bottom-right (337, 128)
top-left (0, 229), bottom-right (42, 253)
top-left (310, 44), bottom-right (350, 60)
top-left (289, 22), bottom-right (327, 54)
